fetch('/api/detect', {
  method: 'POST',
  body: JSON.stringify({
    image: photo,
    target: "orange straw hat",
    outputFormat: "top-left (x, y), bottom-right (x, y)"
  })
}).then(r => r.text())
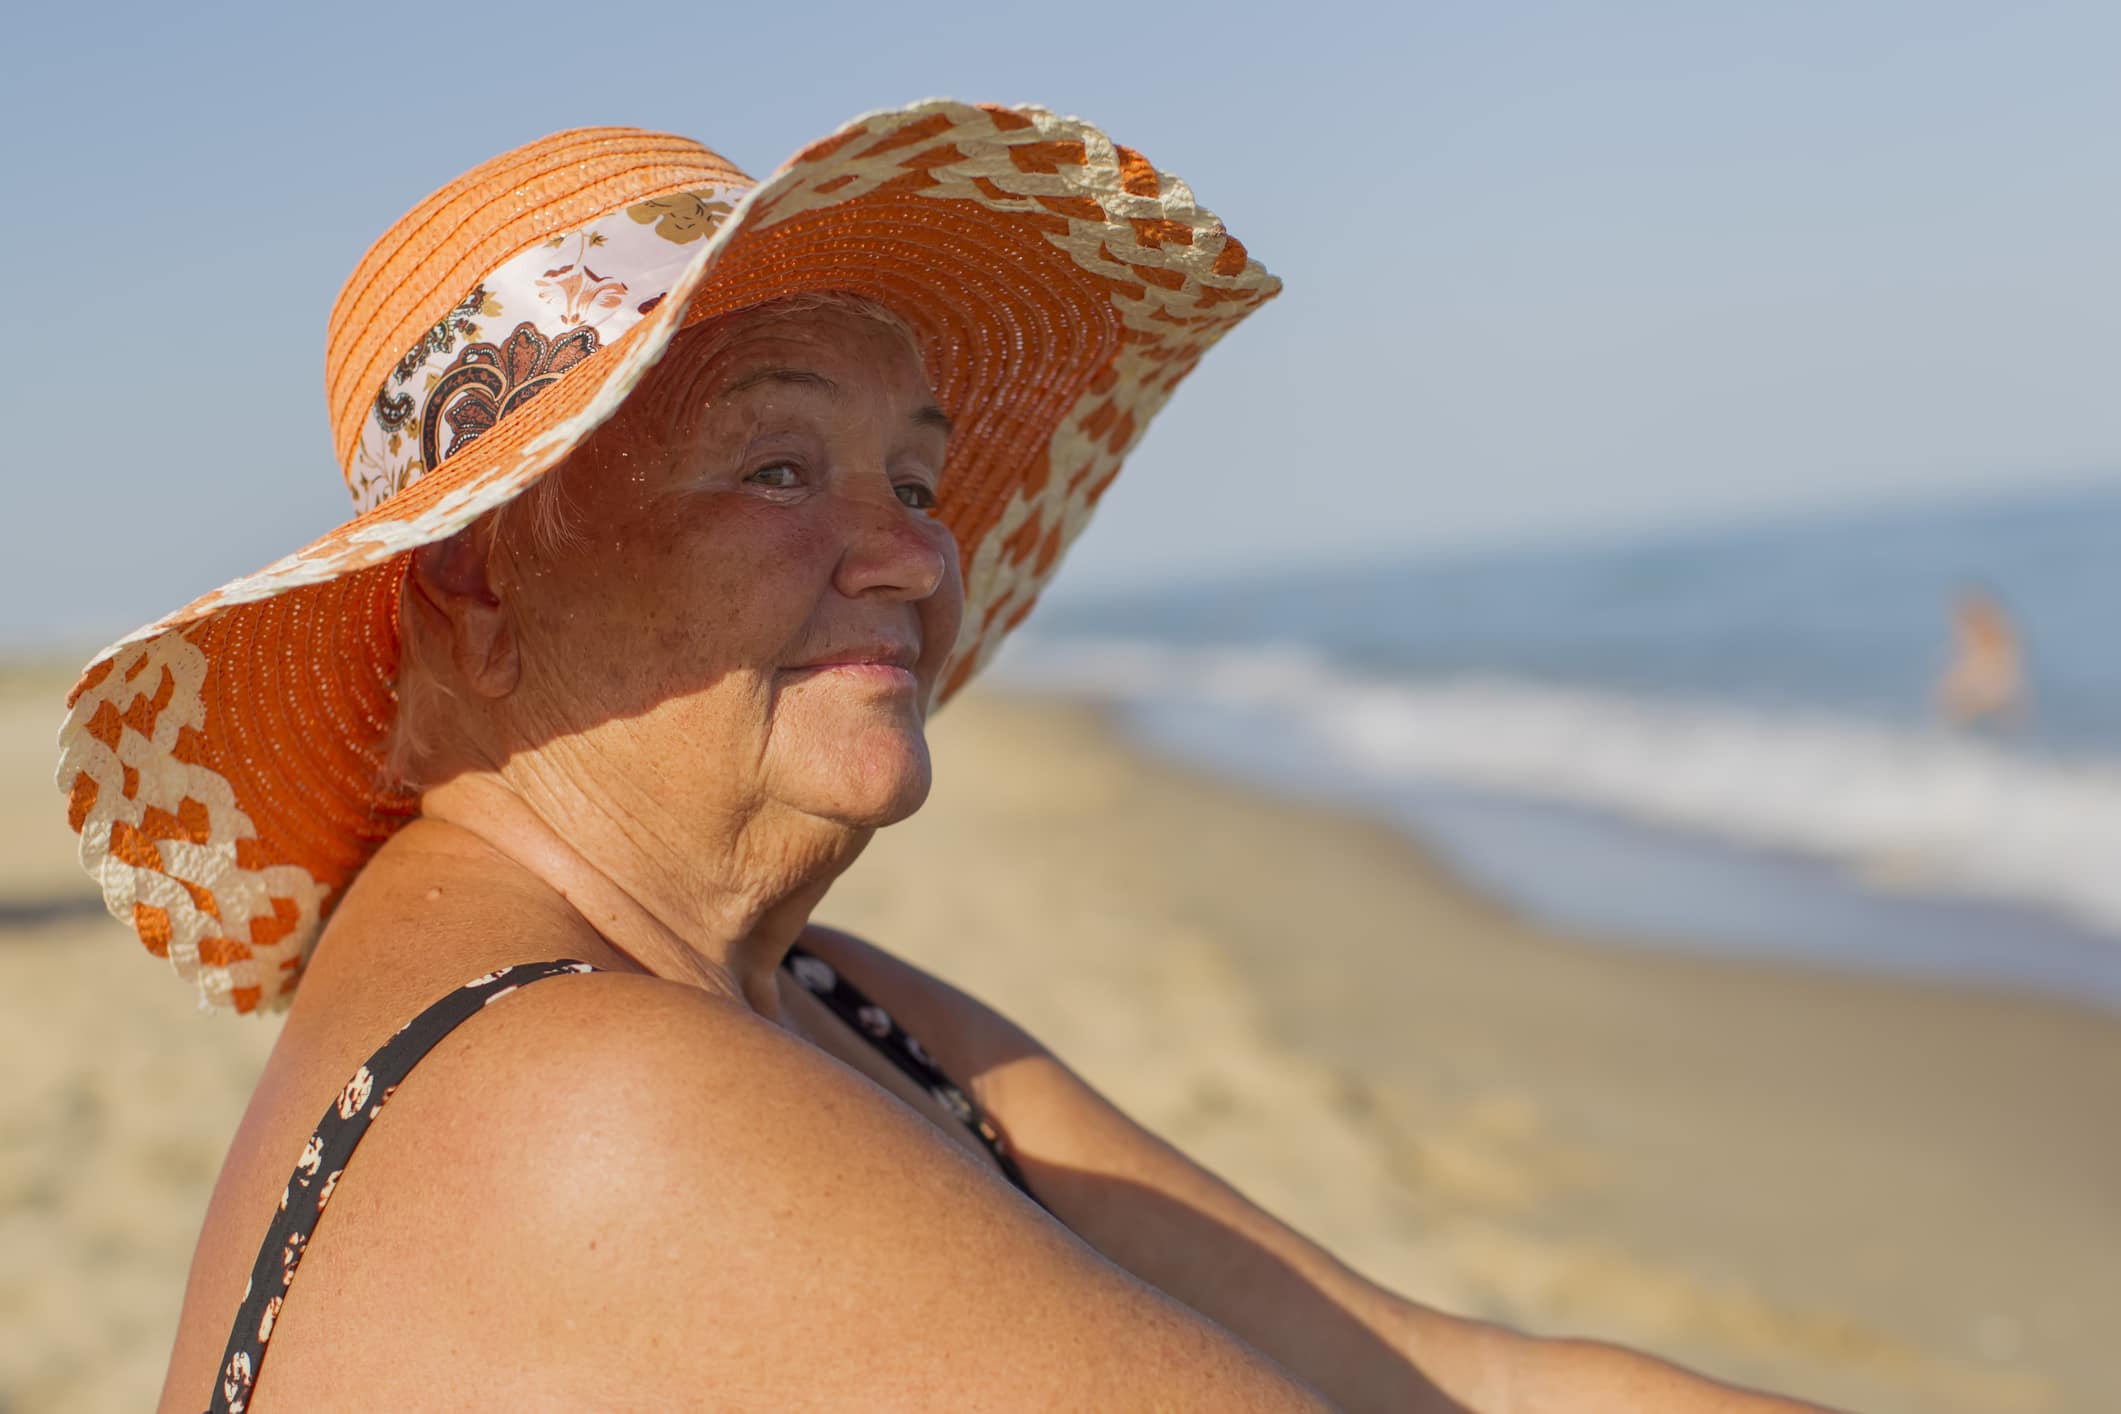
top-left (53, 100), bottom-right (1279, 1014)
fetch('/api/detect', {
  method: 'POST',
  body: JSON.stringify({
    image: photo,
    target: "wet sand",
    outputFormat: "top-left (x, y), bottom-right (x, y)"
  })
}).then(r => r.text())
top-left (4, 671), bottom-right (2116, 1411)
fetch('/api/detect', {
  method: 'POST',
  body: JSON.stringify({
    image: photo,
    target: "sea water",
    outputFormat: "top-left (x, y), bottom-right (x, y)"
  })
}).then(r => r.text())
top-left (996, 480), bottom-right (2121, 1013)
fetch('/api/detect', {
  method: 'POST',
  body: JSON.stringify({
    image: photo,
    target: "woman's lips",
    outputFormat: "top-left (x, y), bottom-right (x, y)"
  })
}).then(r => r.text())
top-left (781, 660), bottom-right (919, 689)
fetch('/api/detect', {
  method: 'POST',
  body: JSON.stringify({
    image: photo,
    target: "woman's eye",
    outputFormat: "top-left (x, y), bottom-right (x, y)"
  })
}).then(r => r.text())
top-left (895, 482), bottom-right (939, 511)
top-left (746, 462), bottom-right (801, 489)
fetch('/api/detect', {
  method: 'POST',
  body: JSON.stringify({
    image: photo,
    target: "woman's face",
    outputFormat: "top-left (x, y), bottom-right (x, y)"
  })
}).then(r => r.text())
top-left (488, 300), bottom-right (963, 837)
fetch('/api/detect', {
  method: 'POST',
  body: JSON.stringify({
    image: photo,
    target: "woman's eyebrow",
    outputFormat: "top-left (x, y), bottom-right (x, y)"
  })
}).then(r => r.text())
top-left (722, 366), bottom-right (951, 437)
top-left (723, 366), bottom-right (839, 398)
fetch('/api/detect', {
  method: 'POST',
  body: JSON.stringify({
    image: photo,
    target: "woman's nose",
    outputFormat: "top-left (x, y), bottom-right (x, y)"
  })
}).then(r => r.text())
top-left (832, 488), bottom-right (948, 602)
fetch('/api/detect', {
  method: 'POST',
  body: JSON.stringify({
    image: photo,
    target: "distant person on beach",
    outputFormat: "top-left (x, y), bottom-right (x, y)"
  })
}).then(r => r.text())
top-left (60, 111), bottom-right (1827, 1412)
top-left (1936, 583), bottom-right (2027, 729)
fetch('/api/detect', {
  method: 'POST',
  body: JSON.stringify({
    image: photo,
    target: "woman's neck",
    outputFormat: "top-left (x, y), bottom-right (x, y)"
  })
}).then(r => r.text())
top-left (413, 770), bottom-right (865, 1018)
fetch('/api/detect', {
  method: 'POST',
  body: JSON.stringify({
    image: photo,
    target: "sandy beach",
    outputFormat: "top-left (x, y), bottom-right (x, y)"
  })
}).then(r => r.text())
top-left (4, 668), bottom-right (2116, 1412)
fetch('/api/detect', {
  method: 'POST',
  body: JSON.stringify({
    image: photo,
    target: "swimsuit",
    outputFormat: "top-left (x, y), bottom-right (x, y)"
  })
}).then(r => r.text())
top-left (208, 946), bottom-right (1036, 1413)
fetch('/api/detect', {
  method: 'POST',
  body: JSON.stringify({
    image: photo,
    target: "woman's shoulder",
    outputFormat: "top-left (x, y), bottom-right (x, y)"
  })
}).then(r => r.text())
top-left (229, 970), bottom-right (829, 1393)
top-left (246, 961), bottom-right (1325, 1409)
top-left (300, 962), bottom-right (796, 1160)
top-left (345, 960), bottom-right (989, 1214)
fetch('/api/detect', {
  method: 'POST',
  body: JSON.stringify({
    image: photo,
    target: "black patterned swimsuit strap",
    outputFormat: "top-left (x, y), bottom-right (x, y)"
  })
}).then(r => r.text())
top-left (207, 959), bottom-right (600, 1414)
top-left (780, 943), bottom-right (1045, 1211)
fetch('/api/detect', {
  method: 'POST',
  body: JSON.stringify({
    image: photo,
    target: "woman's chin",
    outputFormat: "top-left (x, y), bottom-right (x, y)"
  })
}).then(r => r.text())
top-left (781, 728), bottom-right (934, 828)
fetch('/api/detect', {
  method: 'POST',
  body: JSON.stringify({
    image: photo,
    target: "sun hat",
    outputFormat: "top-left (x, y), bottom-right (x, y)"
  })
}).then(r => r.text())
top-left (53, 99), bottom-right (1279, 1014)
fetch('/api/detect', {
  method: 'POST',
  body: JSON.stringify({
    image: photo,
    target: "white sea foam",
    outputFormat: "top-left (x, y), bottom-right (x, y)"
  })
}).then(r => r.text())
top-left (995, 635), bottom-right (2121, 938)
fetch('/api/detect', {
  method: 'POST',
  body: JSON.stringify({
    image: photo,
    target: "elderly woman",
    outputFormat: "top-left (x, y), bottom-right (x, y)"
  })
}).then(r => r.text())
top-left (61, 106), bottom-right (1823, 1412)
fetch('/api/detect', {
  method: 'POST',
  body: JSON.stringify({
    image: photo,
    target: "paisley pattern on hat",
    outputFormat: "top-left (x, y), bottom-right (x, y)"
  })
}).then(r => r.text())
top-left (380, 284), bottom-right (493, 418)
top-left (346, 185), bottom-right (739, 514)
top-left (419, 322), bottom-right (601, 471)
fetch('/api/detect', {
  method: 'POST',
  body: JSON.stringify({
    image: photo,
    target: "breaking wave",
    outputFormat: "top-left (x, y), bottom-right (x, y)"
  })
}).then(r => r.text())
top-left (996, 635), bottom-right (2121, 939)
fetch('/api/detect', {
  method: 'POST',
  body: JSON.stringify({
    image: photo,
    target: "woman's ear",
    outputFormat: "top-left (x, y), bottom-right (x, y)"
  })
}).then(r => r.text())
top-left (406, 522), bottom-right (520, 699)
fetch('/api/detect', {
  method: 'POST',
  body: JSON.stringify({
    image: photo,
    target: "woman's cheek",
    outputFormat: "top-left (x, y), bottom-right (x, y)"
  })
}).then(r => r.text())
top-left (650, 505), bottom-right (836, 651)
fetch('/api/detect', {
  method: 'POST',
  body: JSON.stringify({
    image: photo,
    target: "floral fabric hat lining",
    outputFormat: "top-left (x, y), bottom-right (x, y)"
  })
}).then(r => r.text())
top-left (55, 99), bottom-right (1279, 1013)
top-left (350, 188), bottom-right (737, 512)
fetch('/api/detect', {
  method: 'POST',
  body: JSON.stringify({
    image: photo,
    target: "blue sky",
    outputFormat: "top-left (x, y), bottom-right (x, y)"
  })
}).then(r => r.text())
top-left (4, 1), bottom-right (2117, 649)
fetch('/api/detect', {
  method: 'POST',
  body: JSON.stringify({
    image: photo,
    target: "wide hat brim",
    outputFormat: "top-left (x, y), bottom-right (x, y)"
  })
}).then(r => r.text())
top-left (55, 99), bottom-right (1279, 1013)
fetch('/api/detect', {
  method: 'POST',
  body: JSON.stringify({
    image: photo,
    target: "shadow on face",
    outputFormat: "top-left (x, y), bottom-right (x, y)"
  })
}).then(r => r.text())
top-left (394, 294), bottom-right (967, 838)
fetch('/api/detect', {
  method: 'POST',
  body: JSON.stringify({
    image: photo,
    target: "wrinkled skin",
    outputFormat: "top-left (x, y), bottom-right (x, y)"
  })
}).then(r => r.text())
top-left (400, 301), bottom-right (963, 1005)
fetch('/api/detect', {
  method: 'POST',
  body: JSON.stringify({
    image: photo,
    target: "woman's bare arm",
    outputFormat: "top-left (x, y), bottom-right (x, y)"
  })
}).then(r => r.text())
top-left (803, 927), bottom-right (1837, 1414)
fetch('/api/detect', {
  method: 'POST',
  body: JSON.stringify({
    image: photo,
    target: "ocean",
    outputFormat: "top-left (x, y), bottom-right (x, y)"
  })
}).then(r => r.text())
top-left (997, 480), bottom-right (2121, 1013)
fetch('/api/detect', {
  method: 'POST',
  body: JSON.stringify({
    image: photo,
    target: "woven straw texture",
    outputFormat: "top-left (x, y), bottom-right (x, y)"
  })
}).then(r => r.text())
top-left (56, 99), bottom-right (1279, 1012)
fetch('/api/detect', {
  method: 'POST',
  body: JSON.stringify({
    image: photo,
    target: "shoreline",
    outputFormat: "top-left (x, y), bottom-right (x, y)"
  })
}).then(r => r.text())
top-left (997, 620), bottom-right (2121, 1001)
top-left (1025, 672), bottom-right (2121, 1020)
top-left (4, 676), bottom-right (2116, 1412)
